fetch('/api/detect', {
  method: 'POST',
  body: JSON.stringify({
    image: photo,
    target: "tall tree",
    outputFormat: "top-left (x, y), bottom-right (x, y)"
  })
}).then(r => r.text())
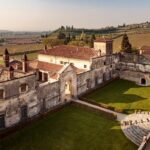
top-left (121, 33), bottom-right (132, 53)
top-left (89, 34), bottom-right (95, 48)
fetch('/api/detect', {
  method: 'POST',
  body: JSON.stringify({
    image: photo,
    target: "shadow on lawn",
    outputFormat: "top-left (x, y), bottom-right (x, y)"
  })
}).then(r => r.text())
top-left (86, 79), bottom-right (148, 104)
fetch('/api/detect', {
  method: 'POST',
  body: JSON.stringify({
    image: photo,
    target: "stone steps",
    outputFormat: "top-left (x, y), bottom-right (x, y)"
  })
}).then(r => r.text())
top-left (121, 112), bottom-right (150, 146)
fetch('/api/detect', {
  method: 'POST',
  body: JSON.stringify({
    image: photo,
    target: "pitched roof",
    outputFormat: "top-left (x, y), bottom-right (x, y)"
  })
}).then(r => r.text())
top-left (50, 73), bottom-right (59, 80)
top-left (37, 61), bottom-right (63, 72)
top-left (94, 38), bottom-right (113, 43)
top-left (141, 46), bottom-right (150, 55)
top-left (141, 46), bottom-right (150, 51)
top-left (39, 45), bottom-right (97, 61)
top-left (72, 65), bottom-right (87, 74)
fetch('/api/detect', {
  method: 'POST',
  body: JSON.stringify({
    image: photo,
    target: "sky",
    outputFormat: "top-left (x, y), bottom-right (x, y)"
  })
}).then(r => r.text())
top-left (0, 0), bottom-right (150, 31)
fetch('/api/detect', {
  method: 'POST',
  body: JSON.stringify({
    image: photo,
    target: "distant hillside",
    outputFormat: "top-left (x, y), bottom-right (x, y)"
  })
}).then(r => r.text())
top-left (0, 31), bottom-right (51, 38)
top-left (47, 22), bottom-right (150, 52)
top-left (49, 21), bottom-right (150, 38)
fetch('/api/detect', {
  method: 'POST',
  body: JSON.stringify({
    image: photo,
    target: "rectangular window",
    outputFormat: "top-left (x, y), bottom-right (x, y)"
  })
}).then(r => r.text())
top-left (20, 84), bottom-right (28, 93)
top-left (39, 71), bottom-right (42, 81)
top-left (60, 61), bottom-right (63, 64)
top-left (0, 90), bottom-right (4, 99)
top-left (84, 65), bottom-right (87, 68)
top-left (44, 73), bottom-right (48, 82)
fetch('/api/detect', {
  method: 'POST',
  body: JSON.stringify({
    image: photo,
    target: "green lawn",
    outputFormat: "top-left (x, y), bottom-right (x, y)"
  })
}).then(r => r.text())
top-left (0, 105), bottom-right (136, 150)
top-left (85, 79), bottom-right (150, 114)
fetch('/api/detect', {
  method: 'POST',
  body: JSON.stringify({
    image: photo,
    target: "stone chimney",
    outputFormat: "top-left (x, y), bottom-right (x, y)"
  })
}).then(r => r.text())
top-left (22, 53), bottom-right (28, 73)
top-left (9, 66), bottom-right (14, 80)
top-left (3, 48), bottom-right (10, 68)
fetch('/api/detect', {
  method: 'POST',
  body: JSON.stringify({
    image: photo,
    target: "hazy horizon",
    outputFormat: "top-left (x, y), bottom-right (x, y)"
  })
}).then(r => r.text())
top-left (0, 0), bottom-right (150, 31)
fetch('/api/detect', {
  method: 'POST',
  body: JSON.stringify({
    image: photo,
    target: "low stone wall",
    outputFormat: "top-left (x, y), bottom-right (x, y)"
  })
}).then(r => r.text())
top-left (79, 97), bottom-right (125, 114)
top-left (71, 102), bottom-right (117, 121)
top-left (0, 101), bottom-right (70, 139)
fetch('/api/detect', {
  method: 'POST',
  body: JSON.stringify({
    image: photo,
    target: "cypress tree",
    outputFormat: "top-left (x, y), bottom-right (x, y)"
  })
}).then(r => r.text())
top-left (121, 33), bottom-right (132, 53)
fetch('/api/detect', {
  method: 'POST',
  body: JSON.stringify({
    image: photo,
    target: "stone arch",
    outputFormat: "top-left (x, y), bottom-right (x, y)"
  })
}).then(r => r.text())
top-left (59, 65), bottom-right (77, 102)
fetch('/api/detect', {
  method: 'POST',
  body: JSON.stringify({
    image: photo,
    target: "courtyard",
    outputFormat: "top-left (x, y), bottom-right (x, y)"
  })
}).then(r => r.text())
top-left (84, 79), bottom-right (150, 114)
top-left (0, 105), bottom-right (136, 150)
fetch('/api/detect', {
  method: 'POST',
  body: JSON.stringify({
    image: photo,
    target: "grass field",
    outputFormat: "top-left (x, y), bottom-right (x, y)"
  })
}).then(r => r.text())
top-left (0, 105), bottom-right (136, 150)
top-left (113, 33), bottom-right (150, 51)
top-left (85, 79), bottom-right (150, 114)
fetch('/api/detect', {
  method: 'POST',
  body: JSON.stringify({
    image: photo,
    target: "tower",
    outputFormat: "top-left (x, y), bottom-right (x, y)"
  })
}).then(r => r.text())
top-left (3, 48), bottom-right (10, 67)
top-left (22, 53), bottom-right (28, 73)
top-left (94, 38), bottom-right (113, 56)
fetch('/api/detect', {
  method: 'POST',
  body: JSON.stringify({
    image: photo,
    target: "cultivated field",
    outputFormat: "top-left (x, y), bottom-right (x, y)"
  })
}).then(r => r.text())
top-left (84, 79), bottom-right (150, 114)
top-left (0, 43), bottom-right (43, 64)
top-left (113, 33), bottom-right (150, 52)
top-left (0, 105), bottom-right (136, 150)
top-left (0, 43), bottom-right (43, 55)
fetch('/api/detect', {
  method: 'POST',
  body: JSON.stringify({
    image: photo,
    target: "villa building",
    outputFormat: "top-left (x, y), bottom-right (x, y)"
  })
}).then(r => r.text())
top-left (0, 37), bottom-right (150, 146)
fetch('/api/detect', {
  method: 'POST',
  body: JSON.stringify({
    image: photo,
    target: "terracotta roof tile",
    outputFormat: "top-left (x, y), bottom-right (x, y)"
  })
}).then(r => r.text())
top-left (50, 73), bottom-right (59, 80)
top-left (141, 45), bottom-right (150, 51)
top-left (27, 60), bottom-right (38, 71)
top-left (40, 45), bottom-right (97, 60)
top-left (141, 46), bottom-right (150, 55)
top-left (37, 61), bottom-right (63, 72)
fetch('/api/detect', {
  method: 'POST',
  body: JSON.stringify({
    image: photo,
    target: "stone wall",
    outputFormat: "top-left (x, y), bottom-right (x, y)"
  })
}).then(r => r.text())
top-left (77, 55), bottom-right (119, 96)
top-left (0, 75), bottom-right (62, 128)
top-left (118, 62), bottom-right (150, 86)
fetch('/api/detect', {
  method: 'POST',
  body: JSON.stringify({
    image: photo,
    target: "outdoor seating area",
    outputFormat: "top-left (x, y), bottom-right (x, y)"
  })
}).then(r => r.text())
top-left (121, 111), bottom-right (150, 146)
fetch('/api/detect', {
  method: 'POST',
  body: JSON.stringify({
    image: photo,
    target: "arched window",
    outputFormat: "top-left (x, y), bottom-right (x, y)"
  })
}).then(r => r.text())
top-left (141, 78), bottom-right (146, 85)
